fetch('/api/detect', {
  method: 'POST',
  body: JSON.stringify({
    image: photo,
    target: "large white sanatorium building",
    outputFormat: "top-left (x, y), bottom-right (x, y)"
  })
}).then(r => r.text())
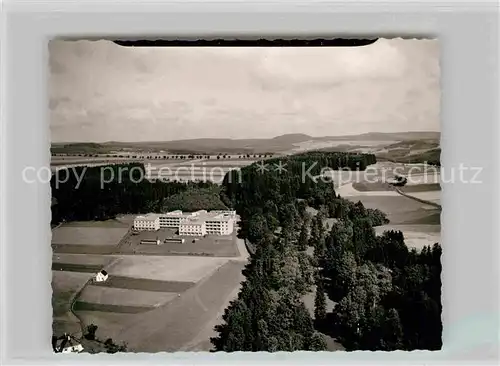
top-left (133, 210), bottom-right (236, 236)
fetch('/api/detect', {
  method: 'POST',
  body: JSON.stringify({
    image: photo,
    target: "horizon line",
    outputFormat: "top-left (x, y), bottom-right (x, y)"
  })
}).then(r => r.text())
top-left (51, 130), bottom-right (441, 145)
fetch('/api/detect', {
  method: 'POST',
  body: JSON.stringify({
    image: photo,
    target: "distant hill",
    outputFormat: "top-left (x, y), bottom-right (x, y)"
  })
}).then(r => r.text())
top-left (271, 133), bottom-right (312, 143)
top-left (317, 131), bottom-right (440, 142)
top-left (51, 131), bottom-right (439, 156)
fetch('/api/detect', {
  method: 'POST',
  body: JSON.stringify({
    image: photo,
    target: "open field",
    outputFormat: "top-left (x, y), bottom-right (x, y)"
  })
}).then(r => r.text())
top-left (52, 253), bottom-right (114, 266)
top-left (52, 224), bottom-right (130, 255)
top-left (352, 181), bottom-right (440, 193)
top-left (52, 271), bottom-right (94, 317)
top-left (148, 159), bottom-right (257, 167)
top-left (52, 253), bottom-right (115, 272)
top-left (68, 310), bottom-right (130, 341)
top-left (107, 256), bottom-right (228, 282)
top-left (370, 162), bottom-right (439, 175)
top-left (52, 262), bottom-right (104, 273)
top-left (405, 172), bottom-right (441, 185)
top-left (52, 244), bottom-right (118, 255)
top-left (52, 270), bottom-right (94, 336)
top-left (179, 278), bottom-right (244, 351)
top-left (78, 286), bottom-right (178, 308)
top-left (51, 219), bottom-right (249, 349)
top-left (53, 314), bottom-right (82, 338)
top-left (62, 219), bottom-right (130, 228)
top-left (350, 182), bottom-right (441, 205)
top-left (52, 226), bottom-right (129, 245)
top-left (74, 260), bottom-right (245, 352)
top-left (73, 302), bottom-right (154, 314)
top-left (341, 177), bottom-right (441, 249)
top-left (123, 260), bottom-right (245, 352)
top-left (348, 195), bottom-right (440, 225)
top-left (403, 190), bottom-right (441, 204)
top-left (352, 181), bottom-right (394, 192)
top-left (289, 139), bottom-right (398, 153)
top-left (400, 183), bottom-right (441, 192)
top-left (337, 183), bottom-right (400, 197)
top-left (93, 275), bottom-right (195, 292)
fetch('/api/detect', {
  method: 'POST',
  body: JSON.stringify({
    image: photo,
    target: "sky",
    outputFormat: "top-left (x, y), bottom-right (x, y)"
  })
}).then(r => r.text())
top-left (49, 38), bottom-right (440, 142)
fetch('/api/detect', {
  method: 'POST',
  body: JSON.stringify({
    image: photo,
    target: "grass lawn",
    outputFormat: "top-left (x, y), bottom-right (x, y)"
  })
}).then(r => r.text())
top-left (52, 226), bottom-right (129, 245)
top-left (78, 286), bottom-right (178, 308)
top-left (107, 255), bottom-right (228, 282)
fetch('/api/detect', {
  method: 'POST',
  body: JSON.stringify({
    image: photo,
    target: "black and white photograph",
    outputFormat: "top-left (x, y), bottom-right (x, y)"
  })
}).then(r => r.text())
top-left (48, 38), bottom-right (442, 353)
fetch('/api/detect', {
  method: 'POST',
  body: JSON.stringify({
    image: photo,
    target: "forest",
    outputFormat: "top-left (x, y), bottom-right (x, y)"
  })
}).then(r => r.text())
top-left (50, 163), bottom-right (223, 224)
top-left (50, 151), bottom-right (441, 351)
top-left (213, 151), bottom-right (442, 351)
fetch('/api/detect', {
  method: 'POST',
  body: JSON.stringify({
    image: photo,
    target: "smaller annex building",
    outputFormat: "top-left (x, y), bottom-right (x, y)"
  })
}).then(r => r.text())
top-left (140, 238), bottom-right (161, 245)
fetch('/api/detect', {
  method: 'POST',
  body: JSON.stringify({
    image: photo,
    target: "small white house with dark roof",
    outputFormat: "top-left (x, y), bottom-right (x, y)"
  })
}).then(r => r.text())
top-left (95, 270), bottom-right (108, 283)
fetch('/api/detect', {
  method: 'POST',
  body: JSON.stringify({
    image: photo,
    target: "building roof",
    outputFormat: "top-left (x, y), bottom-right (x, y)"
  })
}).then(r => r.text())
top-left (205, 214), bottom-right (233, 222)
top-left (135, 213), bottom-right (160, 221)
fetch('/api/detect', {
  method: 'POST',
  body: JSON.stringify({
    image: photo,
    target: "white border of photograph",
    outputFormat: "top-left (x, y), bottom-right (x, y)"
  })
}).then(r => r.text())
top-left (1, 0), bottom-right (499, 365)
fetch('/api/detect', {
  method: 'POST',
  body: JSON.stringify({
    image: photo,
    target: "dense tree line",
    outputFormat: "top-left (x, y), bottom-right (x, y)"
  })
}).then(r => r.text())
top-left (221, 152), bottom-right (376, 237)
top-left (161, 186), bottom-right (228, 212)
top-left (319, 221), bottom-right (442, 350)
top-left (50, 163), bottom-right (218, 224)
top-left (211, 233), bottom-right (326, 351)
top-left (286, 151), bottom-right (377, 172)
top-left (215, 152), bottom-right (441, 351)
top-left (211, 154), bottom-right (359, 351)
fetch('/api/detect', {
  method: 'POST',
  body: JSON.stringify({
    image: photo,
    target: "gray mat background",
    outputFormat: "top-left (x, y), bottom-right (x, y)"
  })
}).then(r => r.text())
top-left (1, 0), bottom-right (499, 364)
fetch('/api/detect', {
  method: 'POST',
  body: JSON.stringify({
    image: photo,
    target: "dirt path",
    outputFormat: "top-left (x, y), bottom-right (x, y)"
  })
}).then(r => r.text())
top-left (234, 236), bottom-right (249, 261)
